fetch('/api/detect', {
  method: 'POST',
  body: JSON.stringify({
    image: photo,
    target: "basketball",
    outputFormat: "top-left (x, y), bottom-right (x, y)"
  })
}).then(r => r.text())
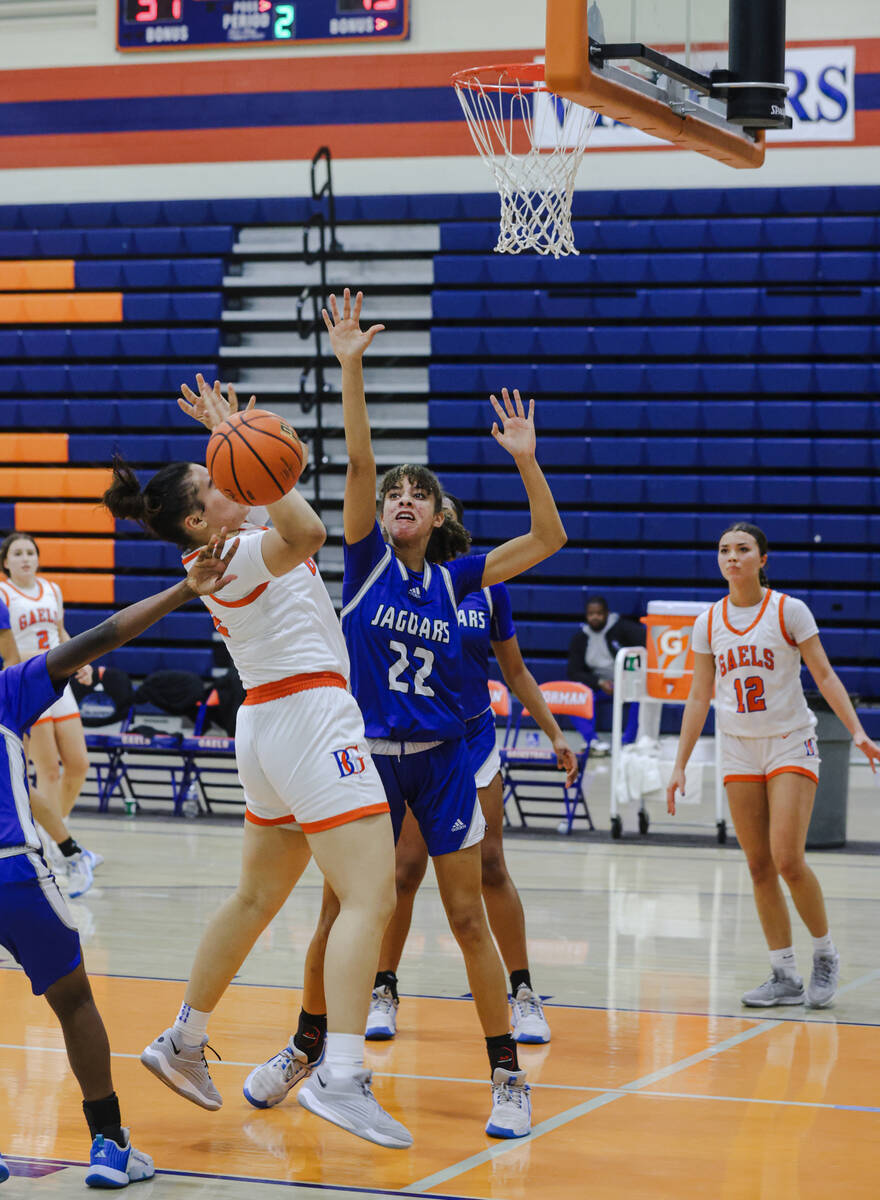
top-left (206, 409), bottom-right (306, 506)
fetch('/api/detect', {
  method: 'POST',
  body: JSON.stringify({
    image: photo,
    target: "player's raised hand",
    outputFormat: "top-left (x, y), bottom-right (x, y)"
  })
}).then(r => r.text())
top-left (179, 373), bottom-right (256, 432)
top-left (322, 288), bottom-right (385, 365)
top-left (489, 388), bottom-right (536, 461)
top-left (666, 765), bottom-right (686, 815)
top-left (184, 530), bottom-right (240, 595)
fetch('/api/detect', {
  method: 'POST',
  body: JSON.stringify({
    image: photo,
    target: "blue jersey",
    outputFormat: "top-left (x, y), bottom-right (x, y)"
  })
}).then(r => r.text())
top-left (341, 523), bottom-right (485, 742)
top-left (458, 583), bottom-right (516, 721)
top-left (0, 655), bottom-right (65, 853)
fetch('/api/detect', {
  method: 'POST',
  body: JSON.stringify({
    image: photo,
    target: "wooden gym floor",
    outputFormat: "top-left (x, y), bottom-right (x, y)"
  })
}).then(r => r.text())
top-left (2, 762), bottom-right (879, 1199)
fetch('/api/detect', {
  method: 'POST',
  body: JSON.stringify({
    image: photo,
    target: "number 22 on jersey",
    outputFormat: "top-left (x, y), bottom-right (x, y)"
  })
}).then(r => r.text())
top-left (388, 640), bottom-right (435, 696)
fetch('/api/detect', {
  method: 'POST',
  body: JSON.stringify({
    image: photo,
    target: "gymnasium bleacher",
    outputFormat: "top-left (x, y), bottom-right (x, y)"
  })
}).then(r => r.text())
top-left (0, 184), bottom-right (877, 736)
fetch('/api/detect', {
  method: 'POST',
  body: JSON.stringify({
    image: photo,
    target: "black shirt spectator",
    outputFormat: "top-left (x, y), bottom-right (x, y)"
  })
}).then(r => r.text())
top-left (567, 597), bottom-right (646, 697)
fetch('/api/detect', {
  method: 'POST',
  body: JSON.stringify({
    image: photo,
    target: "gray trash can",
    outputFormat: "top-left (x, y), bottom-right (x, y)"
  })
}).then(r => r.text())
top-left (806, 705), bottom-right (851, 849)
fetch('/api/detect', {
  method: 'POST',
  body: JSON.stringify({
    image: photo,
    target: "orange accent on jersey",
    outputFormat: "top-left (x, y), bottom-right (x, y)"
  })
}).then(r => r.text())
top-left (211, 581), bottom-right (269, 609)
top-left (299, 801), bottom-right (390, 833)
top-left (243, 671), bottom-right (347, 706)
top-left (1, 578), bottom-right (45, 602)
top-left (245, 810), bottom-right (299, 826)
top-left (181, 548), bottom-right (200, 565)
top-left (778, 594), bottom-right (797, 647)
top-left (211, 613), bottom-right (230, 639)
top-left (766, 766), bottom-right (818, 783)
top-left (305, 557), bottom-right (317, 576)
top-left (722, 588), bottom-right (773, 637)
top-left (723, 773), bottom-right (766, 784)
top-left (707, 605), bottom-right (714, 650)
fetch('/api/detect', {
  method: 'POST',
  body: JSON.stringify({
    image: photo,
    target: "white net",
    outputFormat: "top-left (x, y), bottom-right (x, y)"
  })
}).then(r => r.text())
top-left (453, 65), bottom-right (597, 258)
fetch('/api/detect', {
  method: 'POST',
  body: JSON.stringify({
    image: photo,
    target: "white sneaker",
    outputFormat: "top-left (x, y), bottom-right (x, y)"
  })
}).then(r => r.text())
top-left (486, 1067), bottom-right (531, 1138)
top-left (82, 848), bottom-right (104, 871)
top-left (365, 985), bottom-right (398, 1040)
top-left (243, 1038), bottom-right (322, 1109)
top-left (511, 984), bottom-right (551, 1044)
top-left (140, 1028), bottom-right (222, 1110)
top-left (298, 1067), bottom-right (412, 1149)
top-left (807, 952), bottom-right (840, 1008)
top-left (66, 851), bottom-right (94, 899)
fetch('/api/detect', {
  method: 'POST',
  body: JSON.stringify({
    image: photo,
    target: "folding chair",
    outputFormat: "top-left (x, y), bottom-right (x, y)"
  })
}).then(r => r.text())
top-left (177, 691), bottom-right (240, 816)
top-left (500, 680), bottom-right (595, 834)
top-left (88, 705), bottom-right (185, 814)
top-left (488, 677), bottom-right (512, 737)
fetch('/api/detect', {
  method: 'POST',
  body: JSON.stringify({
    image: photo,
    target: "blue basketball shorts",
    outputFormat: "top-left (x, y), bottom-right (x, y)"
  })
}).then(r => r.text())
top-left (372, 738), bottom-right (485, 857)
top-left (0, 852), bottom-right (81, 995)
top-left (465, 707), bottom-right (502, 789)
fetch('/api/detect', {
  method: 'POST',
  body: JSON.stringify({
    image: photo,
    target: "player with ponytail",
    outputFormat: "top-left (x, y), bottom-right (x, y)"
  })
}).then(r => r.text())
top-left (668, 521), bottom-right (879, 1009)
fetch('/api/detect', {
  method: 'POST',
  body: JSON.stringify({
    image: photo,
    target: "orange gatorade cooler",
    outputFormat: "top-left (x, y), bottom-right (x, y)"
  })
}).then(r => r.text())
top-left (640, 601), bottom-right (711, 701)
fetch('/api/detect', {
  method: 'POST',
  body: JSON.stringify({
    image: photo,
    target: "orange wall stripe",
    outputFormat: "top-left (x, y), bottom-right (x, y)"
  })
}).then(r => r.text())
top-left (0, 49), bottom-right (538, 103)
top-left (0, 433), bottom-right (68, 464)
top-left (34, 538), bottom-right (114, 570)
top-left (15, 503), bottom-right (115, 534)
top-left (42, 573), bottom-right (114, 605)
top-left (0, 123), bottom-right (476, 170)
top-left (0, 293), bottom-right (123, 324)
top-left (0, 261), bottom-right (75, 292)
top-left (0, 467), bottom-right (112, 499)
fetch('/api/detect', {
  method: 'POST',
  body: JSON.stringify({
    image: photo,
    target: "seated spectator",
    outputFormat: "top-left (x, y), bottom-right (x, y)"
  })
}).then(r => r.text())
top-left (567, 597), bottom-right (645, 745)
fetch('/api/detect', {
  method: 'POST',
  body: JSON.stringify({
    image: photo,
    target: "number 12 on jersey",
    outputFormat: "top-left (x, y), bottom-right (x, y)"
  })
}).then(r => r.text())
top-left (388, 640), bottom-right (435, 696)
top-left (734, 675), bottom-right (766, 714)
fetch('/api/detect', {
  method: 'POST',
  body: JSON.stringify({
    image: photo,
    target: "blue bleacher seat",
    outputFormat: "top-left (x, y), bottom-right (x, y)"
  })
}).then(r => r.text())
top-left (0, 231), bottom-right (36, 255)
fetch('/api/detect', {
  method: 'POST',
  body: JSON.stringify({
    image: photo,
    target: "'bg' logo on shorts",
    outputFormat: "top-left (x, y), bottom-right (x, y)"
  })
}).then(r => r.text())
top-left (332, 745), bottom-right (367, 778)
top-left (804, 738), bottom-right (817, 757)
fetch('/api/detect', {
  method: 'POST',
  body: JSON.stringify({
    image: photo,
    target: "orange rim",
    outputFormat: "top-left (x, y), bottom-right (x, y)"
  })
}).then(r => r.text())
top-left (452, 63), bottom-right (547, 94)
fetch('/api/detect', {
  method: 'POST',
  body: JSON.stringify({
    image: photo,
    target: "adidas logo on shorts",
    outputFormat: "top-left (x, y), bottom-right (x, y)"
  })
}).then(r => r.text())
top-left (451, 818), bottom-right (466, 833)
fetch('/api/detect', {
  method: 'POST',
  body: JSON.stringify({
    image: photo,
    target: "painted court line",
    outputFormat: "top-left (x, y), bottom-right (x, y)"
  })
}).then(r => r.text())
top-left (403, 965), bottom-right (880, 1195)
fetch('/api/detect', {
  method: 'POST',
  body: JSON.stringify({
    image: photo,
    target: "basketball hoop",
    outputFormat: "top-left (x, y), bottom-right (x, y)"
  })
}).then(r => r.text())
top-left (452, 63), bottom-right (597, 258)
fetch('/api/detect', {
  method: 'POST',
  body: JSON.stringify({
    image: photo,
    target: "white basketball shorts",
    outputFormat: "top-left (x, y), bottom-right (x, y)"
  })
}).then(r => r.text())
top-left (235, 680), bottom-right (389, 833)
top-left (722, 723), bottom-right (821, 787)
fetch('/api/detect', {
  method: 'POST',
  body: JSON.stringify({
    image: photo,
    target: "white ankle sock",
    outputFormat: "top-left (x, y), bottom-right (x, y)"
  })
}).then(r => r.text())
top-left (173, 1002), bottom-right (211, 1047)
top-left (769, 947), bottom-right (799, 979)
top-left (812, 932), bottom-right (836, 957)
top-left (325, 1032), bottom-right (364, 1078)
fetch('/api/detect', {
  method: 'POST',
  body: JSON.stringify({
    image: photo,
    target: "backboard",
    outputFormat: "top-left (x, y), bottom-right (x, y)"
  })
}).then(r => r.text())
top-left (546, 0), bottom-right (791, 168)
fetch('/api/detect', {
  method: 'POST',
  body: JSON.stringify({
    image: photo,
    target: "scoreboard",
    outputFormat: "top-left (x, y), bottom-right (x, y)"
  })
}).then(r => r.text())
top-left (117, 0), bottom-right (409, 51)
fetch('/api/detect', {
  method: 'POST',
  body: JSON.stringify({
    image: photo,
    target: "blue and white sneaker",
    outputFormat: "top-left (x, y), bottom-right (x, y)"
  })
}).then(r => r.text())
top-left (66, 851), bottom-right (94, 899)
top-left (365, 985), bottom-right (398, 1040)
top-left (486, 1068), bottom-right (531, 1139)
top-left (0, 1151), bottom-right (9, 1183)
top-left (511, 984), bottom-right (551, 1044)
top-left (85, 1129), bottom-right (154, 1189)
top-left (243, 1038), bottom-right (324, 1109)
top-left (83, 848), bottom-right (104, 871)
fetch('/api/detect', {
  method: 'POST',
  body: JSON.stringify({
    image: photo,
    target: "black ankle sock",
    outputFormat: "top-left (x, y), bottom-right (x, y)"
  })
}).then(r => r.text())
top-left (509, 969), bottom-right (532, 996)
top-left (374, 970), bottom-right (398, 1001)
top-left (83, 1092), bottom-right (125, 1147)
top-left (58, 837), bottom-right (81, 858)
top-left (485, 1033), bottom-right (519, 1075)
top-left (294, 1009), bottom-right (327, 1064)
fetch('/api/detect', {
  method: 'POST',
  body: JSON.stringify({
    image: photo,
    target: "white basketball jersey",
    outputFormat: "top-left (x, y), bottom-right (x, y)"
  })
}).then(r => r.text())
top-left (181, 528), bottom-right (349, 689)
top-left (0, 577), bottom-right (62, 660)
top-left (695, 590), bottom-right (817, 737)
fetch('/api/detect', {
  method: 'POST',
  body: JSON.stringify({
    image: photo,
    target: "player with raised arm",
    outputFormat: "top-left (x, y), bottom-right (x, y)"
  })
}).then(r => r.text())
top-left (0, 532), bottom-right (238, 1189)
top-left (363, 491), bottom-right (577, 1044)
top-left (104, 378), bottom-right (410, 1150)
top-left (0, 533), bottom-right (100, 897)
top-left (245, 289), bottom-right (567, 1139)
top-left (667, 522), bottom-right (880, 1009)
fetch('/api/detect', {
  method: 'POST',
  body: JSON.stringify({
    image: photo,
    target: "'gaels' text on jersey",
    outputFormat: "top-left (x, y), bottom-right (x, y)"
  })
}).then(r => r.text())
top-left (341, 523), bottom-right (485, 742)
top-left (692, 590), bottom-right (818, 737)
top-left (457, 584), bottom-right (516, 721)
top-left (0, 577), bottom-right (62, 660)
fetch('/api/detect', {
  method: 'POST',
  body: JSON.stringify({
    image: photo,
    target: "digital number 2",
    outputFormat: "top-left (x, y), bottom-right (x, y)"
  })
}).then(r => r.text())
top-left (136, 0), bottom-right (158, 21)
top-left (388, 641), bottom-right (435, 696)
top-left (274, 4), bottom-right (294, 38)
top-left (734, 675), bottom-right (766, 714)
